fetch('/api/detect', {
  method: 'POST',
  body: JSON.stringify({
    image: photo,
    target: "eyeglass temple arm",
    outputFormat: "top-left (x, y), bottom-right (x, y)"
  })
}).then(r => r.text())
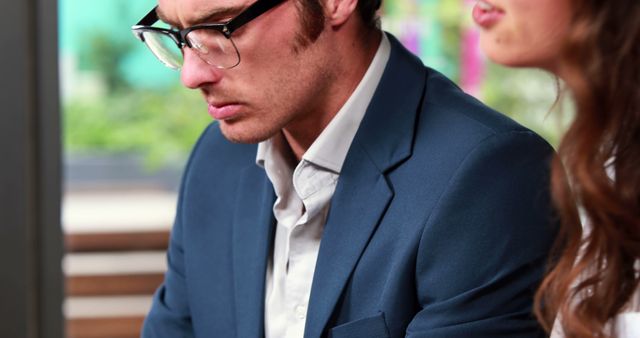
top-left (135, 6), bottom-right (160, 27)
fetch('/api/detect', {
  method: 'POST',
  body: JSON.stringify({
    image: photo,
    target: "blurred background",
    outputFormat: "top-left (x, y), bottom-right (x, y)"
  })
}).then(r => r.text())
top-left (57, 0), bottom-right (572, 337)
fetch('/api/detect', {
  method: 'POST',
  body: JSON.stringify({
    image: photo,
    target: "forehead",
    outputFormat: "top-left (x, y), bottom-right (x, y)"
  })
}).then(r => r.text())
top-left (157, 0), bottom-right (253, 26)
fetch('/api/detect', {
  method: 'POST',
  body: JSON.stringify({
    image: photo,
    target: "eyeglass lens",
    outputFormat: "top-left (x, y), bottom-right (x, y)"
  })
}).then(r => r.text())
top-left (141, 32), bottom-right (183, 69)
top-left (142, 29), bottom-right (239, 69)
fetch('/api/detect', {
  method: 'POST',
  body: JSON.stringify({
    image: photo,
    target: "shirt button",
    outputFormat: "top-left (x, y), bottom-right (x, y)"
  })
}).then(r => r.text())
top-left (295, 305), bottom-right (306, 320)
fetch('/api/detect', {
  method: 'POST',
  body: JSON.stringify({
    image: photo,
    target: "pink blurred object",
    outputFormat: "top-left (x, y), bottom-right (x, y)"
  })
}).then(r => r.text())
top-left (461, 0), bottom-right (485, 97)
top-left (400, 22), bottom-right (421, 56)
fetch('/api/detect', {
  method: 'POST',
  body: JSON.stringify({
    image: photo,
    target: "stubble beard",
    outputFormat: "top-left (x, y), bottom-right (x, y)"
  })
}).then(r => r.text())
top-left (217, 7), bottom-right (329, 145)
top-left (222, 39), bottom-right (330, 145)
top-left (218, 113), bottom-right (291, 144)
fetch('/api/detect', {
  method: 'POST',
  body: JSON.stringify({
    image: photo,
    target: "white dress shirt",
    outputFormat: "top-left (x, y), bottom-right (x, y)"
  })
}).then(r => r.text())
top-left (256, 34), bottom-right (391, 338)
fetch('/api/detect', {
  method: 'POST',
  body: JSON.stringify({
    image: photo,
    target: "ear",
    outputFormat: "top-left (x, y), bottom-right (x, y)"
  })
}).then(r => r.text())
top-left (324, 0), bottom-right (358, 27)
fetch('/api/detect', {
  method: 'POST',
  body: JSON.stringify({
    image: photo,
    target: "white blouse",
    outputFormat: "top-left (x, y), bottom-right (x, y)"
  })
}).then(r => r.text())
top-left (550, 278), bottom-right (640, 337)
top-left (613, 287), bottom-right (640, 337)
top-left (551, 193), bottom-right (640, 337)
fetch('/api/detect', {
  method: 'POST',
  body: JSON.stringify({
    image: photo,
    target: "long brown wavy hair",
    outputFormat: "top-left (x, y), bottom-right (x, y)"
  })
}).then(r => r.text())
top-left (534, 0), bottom-right (640, 337)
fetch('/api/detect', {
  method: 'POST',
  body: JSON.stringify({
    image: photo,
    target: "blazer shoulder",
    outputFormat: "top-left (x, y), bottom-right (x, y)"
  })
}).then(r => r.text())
top-left (418, 67), bottom-right (551, 149)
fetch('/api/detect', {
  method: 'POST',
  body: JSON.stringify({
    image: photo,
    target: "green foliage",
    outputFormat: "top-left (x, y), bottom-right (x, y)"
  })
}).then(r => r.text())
top-left (435, 0), bottom-right (465, 82)
top-left (64, 87), bottom-right (211, 169)
top-left (79, 30), bottom-right (134, 93)
top-left (481, 63), bottom-right (573, 147)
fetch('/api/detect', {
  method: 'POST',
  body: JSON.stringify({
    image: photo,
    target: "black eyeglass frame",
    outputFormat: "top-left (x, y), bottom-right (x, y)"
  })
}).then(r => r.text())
top-left (131, 0), bottom-right (286, 68)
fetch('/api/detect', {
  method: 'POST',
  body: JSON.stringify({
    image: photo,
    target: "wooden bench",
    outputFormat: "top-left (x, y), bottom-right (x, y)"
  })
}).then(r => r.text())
top-left (64, 230), bottom-right (170, 338)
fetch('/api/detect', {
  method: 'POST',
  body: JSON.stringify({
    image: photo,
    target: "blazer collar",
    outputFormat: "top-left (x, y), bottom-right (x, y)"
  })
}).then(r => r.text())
top-left (350, 33), bottom-right (427, 173)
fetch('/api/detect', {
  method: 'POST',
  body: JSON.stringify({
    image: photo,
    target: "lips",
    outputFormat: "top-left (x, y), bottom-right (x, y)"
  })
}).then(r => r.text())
top-left (472, 0), bottom-right (505, 28)
top-left (207, 102), bottom-right (242, 120)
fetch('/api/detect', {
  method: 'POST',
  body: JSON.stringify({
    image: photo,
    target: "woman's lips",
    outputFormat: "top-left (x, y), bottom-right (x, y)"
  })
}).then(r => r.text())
top-left (472, 0), bottom-right (505, 29)
top-left (208, 103), bottom-right (241, 120)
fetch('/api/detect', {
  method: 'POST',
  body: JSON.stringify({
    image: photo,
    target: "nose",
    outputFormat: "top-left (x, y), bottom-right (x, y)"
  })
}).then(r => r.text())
top-left (180, 48), bottom-right (223, 89)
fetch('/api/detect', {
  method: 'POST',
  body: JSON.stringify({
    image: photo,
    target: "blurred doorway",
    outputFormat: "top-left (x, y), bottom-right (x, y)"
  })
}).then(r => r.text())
top-left (0, 1), bottom-right (64, 338)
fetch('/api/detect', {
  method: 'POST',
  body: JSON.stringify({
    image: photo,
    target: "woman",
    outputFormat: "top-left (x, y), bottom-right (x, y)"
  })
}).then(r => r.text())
top-left (472, 0), bottom-right (639, 337)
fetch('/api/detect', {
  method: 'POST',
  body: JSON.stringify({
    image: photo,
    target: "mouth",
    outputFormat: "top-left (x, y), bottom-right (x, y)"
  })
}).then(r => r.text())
top-left (207, 101), bottom-right (243, 121)
top-left (477, 0), bottom-right (499, 11)
top-left (472, 0), bottom-right (505, 28)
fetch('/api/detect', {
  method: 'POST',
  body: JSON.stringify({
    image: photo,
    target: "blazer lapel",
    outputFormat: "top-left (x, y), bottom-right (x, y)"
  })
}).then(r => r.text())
top-left (304, 144), bottom-right (393, 338)
top-left (303, 33), bottom-right (428, 338)
top-left (232, 164), bottom-right (275, 338)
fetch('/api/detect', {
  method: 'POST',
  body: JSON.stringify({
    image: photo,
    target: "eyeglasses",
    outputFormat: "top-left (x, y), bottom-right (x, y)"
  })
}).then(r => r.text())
top-left (131, 0), bottom-right (286, 70)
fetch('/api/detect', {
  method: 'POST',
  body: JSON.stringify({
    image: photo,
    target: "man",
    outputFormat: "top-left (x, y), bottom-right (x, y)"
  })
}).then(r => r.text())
top-left (132, 0), bottom-right (557, 336)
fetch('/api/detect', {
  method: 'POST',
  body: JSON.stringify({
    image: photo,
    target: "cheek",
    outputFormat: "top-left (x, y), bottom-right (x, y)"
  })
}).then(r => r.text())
top-left (242, 39), bottom-right (302, 99)
top-left (515, 12), bottom-right (570, 67)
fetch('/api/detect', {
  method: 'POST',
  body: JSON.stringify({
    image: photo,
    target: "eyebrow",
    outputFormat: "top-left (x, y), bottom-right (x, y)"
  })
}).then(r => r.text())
top-left (156, 5), bottom-right (247, 29)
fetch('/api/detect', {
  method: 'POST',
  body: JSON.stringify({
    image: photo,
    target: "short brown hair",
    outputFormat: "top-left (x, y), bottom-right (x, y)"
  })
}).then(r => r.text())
top-left (355, 0), bottom-right (381, 29)
top-left (296, 0), bottom-right (381, 45)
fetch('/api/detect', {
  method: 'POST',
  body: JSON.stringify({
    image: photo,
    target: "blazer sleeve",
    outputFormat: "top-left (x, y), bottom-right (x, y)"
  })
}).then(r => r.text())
top-left (141, 126), bottom-right (216, 338)
top-left (405, 130), bottom-right (557, 338)
top-left (142, 211), bottom-right (195, 338)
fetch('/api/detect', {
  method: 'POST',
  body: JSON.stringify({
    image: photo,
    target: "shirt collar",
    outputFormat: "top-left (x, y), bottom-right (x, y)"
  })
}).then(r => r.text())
top-left (257, 33), bottom-right (391, 172)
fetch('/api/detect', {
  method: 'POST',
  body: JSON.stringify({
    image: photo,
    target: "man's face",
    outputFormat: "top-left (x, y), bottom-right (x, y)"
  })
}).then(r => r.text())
top-left (158, 0), bottom-right (336, 144)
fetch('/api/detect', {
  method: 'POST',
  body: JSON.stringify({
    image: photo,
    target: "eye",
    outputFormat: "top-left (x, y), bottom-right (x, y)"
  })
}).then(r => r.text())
top-left (187, 35), bottom-right (210, 54)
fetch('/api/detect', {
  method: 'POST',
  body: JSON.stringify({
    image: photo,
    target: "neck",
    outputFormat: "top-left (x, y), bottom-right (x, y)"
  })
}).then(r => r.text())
top-left (283, 29), bottom-right (382, 161)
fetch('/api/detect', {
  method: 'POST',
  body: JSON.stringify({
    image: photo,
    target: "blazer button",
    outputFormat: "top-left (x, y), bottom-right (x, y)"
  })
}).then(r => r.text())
top-left (295, 305), bottom-right (306, 320)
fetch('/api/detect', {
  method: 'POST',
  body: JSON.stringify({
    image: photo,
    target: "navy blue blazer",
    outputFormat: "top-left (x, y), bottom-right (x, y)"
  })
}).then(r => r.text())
top-left (143, 34), bottom-right (557, 338)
